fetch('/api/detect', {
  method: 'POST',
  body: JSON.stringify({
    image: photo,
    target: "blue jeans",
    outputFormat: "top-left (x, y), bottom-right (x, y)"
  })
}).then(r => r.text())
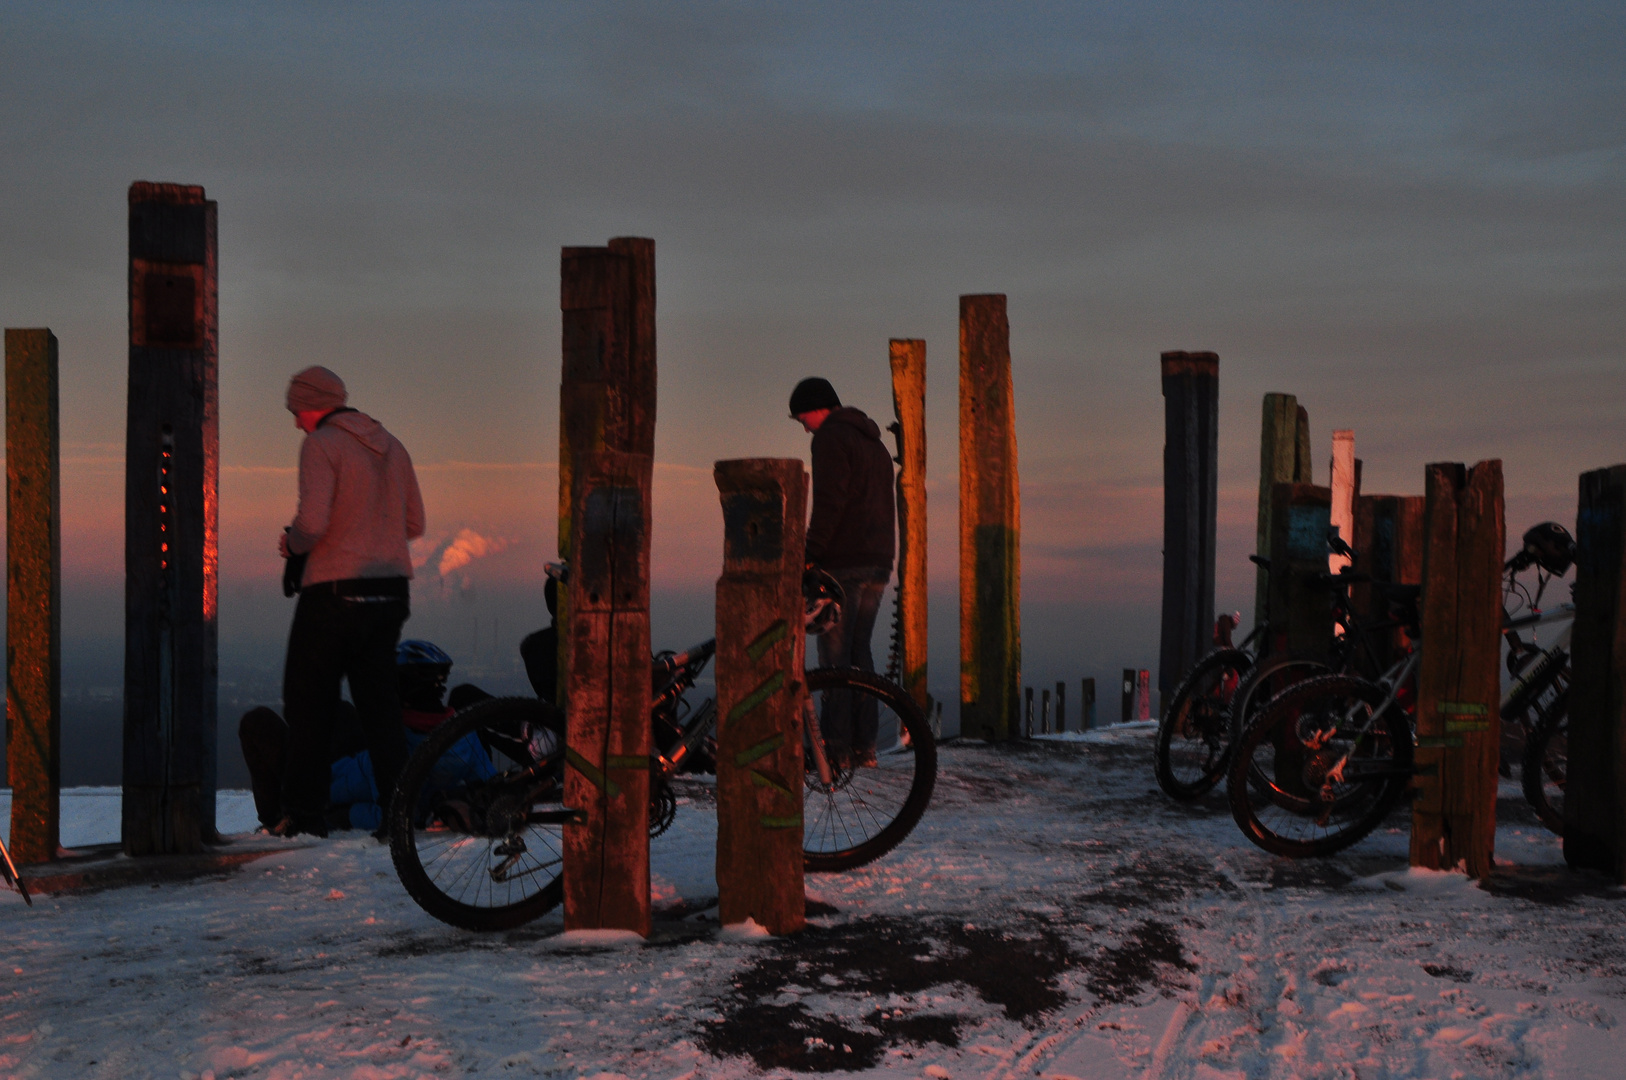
top-left (815, 567), bottom-right (890, 756)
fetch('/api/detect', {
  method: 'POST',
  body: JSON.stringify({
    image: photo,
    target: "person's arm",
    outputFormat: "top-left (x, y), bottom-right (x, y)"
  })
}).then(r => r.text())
top-left (287, 435), bottom-right (335, 555)
top-left (803, 427), bottom-right (850, 566)
top-left (402, 447), bottom-right (426, 541)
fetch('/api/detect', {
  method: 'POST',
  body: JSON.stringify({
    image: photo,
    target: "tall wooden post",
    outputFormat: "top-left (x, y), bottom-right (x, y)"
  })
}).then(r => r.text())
top-left (1055, 681), bottom-right (1066, 733)
top-left (1411, 461), bottom-right (1504, 878)
top-left (1564, 465), bottom-right (1626, 880)
top-left (6, 329), bottom-right (61, 865)
top-left (889, 339), bottom-right (928, 710)
top-left (1352, 494), bottom-right (1425, 673)
top-left (1159, 351), bottom-right (1218, 709)
top-left (1267, 483), bottom-right (1334, 661)
top-left (959, 295), bottom-right (1020, 741)
top-left (1121, 669), bottom-right (1135, 723)
top-left (714, 459), bottom-right (808, 934)
top-left (123, 182), bottom-right (218, 856)
top-left (1255, 395), bottom-right (1313, 626)
top-left (1081, 677), bottom-right (1096, 729)
top-left (1328, 430), bottom-right (1356, 575)
top-left (559, 237), bottom-right (656, 935)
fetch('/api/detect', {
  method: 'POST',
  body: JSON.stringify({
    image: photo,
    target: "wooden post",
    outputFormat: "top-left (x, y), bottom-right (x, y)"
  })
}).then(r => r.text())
top-left (1023, 687), bottom-right (1034, 738)
top-left (1329, 430), bottom-right (1355, 575)
top-left (1352, 494), bottom-right (1425, 673)
top-left (1055, 681), bottom-right (1066, 733)
top-left (714, 459), bottom-right (808, 934)
top-left (123, 182), bottom-right (218, 856)
top-left (1564, 465), bottom-right (1626, 880)
top-left (1411, 461), bottom-right (1504, 878)
top-left (1159, 351), bottom-right (1219, 711)
top-left (889, 339), bottom-right (928, 710)
top-left (1255, 394), bottom-right (1314, 626)
top-left (959, 295), bottom-right (1020, 741)
top-left (559, 237), bottom-right (656, 935)
top-left (1121, 669), bottom-right (1135, 723)
top-left (1136, 670), bottom-right (1152, 721)
top-left (1267, 483), bottom-right (1334, 662)
top-left (6, 328), bottom-right (61, 866)
top-left (1040, 688), bottom-right (1051, 734)
top-left (1081, 677), bottom-right (1096, 729)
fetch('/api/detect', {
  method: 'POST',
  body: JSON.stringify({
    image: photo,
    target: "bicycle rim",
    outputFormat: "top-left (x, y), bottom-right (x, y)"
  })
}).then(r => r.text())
top-left (1228, 675), bottom-right (1412, 858)
top-left (803, 668), bottom-right (936, 872)
top-left (1521, 691), bottom-right (1566, 836)
top-left (390, 697), bottom-right (567, 931)
top-left (1155, 649), bottom-right (1251, 801)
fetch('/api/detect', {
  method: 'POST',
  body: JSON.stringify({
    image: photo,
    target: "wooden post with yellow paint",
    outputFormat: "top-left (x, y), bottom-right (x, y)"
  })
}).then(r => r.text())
top-left (959, 295), bottom-right (1020, 741)
top-left (888, 338), bottom-right (927, 710)
top-left (6, 328), bottom-right (61, 866)
top-left (714, 458), bottom-right (808, 934)
top-left (558, 237), bottom-right (656, 935)
top-left (1412, 461), bottom-right (1504, 878)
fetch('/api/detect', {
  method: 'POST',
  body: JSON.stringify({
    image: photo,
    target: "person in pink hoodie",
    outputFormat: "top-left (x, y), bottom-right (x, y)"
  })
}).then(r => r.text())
top-left (274, 365), bottom-right (425, 838)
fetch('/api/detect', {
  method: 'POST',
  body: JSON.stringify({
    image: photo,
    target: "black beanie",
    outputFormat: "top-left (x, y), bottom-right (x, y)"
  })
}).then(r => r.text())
top-left (789, 377), bottom-right (841, 415)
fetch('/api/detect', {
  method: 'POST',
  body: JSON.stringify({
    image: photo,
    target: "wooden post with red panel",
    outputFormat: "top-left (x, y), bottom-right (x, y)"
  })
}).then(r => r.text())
top-left (959, 295), bottom-right (1020, 741)
top-left (713, 458), bottom-right (809, 934)
top-left (888, 339), bottom-right (928, 711)
top-left (6, 328), bottom-right (61, 865)
top-left (558, 237), bottom-right (656, 935)
top-left (1563, 465), bottom-right (1626, 881)
top-left (1411, 461), bottom-right (1504, 878)
top-left (123, 182), bottom-right (219, 856)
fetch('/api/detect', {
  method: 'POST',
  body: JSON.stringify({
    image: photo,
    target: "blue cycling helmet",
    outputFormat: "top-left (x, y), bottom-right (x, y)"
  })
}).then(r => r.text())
top-left (396, 639), bottom-right (452, 670)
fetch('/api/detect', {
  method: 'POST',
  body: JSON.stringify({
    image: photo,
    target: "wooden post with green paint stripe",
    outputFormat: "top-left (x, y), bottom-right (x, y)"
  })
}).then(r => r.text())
top-left (1412, 461), bottom-right (1504, 878)
top-left (714, 458), bottom-right (807, 934)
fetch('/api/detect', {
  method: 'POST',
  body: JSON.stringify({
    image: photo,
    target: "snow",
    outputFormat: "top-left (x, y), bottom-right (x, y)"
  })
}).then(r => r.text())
top-left (3, 725), bottom-right (1625, 1078)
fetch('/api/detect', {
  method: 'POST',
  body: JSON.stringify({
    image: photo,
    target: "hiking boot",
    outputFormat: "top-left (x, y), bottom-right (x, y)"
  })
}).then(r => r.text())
top-left (854, 749), bottom-right (879, 768)
top-left (268, 815), bottom-right (328, 839)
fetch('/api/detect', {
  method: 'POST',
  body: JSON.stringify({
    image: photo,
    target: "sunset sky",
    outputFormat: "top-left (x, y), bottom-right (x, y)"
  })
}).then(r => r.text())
top-left (2, 2), bottom-right (1623, 758)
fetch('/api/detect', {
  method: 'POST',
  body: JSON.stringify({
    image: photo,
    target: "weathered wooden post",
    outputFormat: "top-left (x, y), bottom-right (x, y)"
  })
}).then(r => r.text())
top-left (1121, 669), bottom-right (1135, 724)
top-left (959, 295), bottom-right (1020, 741)
top-left (123, 182), bottom-right (219, 856)
top-left (559, 237), bottom-right (656, 935)
top-left (1081, 677), bottom-right (1096, 729)
top-left (714, 459), bottom-right (808, 933)
top-left (1328, 430), bottom-right (1356, 575)
top-left (1055, 681), bottom-right (1066, 733)
top-left (1564, 465), bottom-right (1626, 880)
top-left (1040, 688), bottom-right (1052, 734)
top-left (1159, 351), bottom-right (1219, 712)
top-left (1266, 483), bottom-right (1334, 661)
top-left (1023, 687), bottom-right (1034, 738)
top-left (1352, 493), bottom-right (1425, 672)
top-left (1255, 394), bottom-right (1313, 626)
top-left (1411, 461), bottom-right (1504, 878)
top-left (6, 329), bottom-right (61, 865)
top-left (889, 339), bottom-right (928, 710)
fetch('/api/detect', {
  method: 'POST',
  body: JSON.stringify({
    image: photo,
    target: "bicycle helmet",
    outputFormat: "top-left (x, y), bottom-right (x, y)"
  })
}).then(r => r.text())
top-left (397, 639), bottom-right (453, 670)
top-left (397, 639), bottom-right (453, 713)
top-left (1521, 522), bottom-right (1575, 576)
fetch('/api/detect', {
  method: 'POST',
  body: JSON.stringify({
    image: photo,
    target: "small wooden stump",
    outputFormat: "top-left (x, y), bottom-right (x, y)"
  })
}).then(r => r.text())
top-left (1564, 464), bottom-right (1626, 880)
top-left (558, 236), bottom-right (656, 935)
top-left (959, 295), bottom-right (1020, 741)
top-left (1159, 351), bottom-right (1219, 710)
top-left (1411, 461), bottom-right (1504, 878)
top-left (123, 182), bottom-right (219, 856)
top-left (6, 328), bottom-right (61, 866)
top-left (889, 339), bottom-right (928, 710)
top-left (714, 458), bottom-right (807, 935)
top-left (1255, 394), bottom-right (1313, 626)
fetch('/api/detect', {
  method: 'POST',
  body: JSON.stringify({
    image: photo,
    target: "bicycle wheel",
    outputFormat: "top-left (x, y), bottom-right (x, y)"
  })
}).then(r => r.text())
top-left (1155, 648), bottom-right (1253, 801)
top-left (1521, 689), bottom-right (1567, 836)
top-left (390, 697), bottom-right (568, 931)
top-left (803, 668), bottom-right (936, 872)
top-left (1227, 675), bottom-right (1413, 858)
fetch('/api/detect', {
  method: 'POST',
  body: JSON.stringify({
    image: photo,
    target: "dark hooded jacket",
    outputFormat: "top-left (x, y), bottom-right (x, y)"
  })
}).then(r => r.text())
top-left (805, 407), bottom-right (895, 571)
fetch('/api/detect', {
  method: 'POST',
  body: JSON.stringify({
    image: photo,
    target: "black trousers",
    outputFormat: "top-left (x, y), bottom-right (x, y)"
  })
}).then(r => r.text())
top-left (239, 701), bottom-right (365, 829)
top-left (281, 588), bottom-right (410, 825)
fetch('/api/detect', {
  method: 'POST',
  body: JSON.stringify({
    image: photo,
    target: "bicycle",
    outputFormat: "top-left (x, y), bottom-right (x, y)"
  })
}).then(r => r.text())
top-left (1500, 523), bottom-right (1575, 835)
top-left (389, 573), bottom-right (937, 932)
top-left (1227, 522), bottom-right (1576, 857)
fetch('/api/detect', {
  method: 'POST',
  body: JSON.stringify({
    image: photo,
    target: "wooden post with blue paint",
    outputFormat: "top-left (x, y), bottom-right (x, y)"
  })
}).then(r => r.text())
top-left (714, 457), bottom-right (808, 935)
top-left (1411, 461), bottom-right (1504, 878)
top-left (1266, 482), bottom-right (1335, 662)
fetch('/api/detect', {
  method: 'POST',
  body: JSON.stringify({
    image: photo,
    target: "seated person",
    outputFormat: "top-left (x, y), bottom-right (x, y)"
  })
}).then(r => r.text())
top-left (239, 639), bottom-right (494, 835)
top-left (518, 575), bottom-right (560, 704)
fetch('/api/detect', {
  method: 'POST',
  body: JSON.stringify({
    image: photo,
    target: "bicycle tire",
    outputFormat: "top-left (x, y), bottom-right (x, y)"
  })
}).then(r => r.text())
top-left (1154, 648), bottom-right (1253, 801)
top-left (390, 696), bottom-right (567, 932)
top-left (803, 668), bottom-right (937, 872)
top-left (1521, 689), bottom-right (1567, 836)
top-left (1228, 675), bottom-right (1413, 858)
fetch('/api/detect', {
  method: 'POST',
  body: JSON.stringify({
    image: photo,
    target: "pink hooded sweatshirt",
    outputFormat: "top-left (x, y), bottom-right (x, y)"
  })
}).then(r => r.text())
top-left (287, 410), bottom-right (425, 586)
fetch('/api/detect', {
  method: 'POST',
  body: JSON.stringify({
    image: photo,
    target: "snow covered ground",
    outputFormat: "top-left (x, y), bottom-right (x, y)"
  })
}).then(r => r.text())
top-left (2, 723), bottom-right (1624, 1079)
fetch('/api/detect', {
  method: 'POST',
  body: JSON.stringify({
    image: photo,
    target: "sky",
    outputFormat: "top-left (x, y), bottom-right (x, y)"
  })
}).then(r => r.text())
top-left (1, 1), bottom-right (1623, 771)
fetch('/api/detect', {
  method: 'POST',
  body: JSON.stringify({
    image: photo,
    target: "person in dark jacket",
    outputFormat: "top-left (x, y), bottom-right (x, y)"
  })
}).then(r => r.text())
top-left (789, 377), bottom-right (896, 765)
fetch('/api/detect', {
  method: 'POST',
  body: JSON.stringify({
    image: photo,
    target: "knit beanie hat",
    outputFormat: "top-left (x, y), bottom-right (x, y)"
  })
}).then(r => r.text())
top-left (788, 377), bottom-right (841, 416)
top-left (286, 366), bottom-right (347, 413)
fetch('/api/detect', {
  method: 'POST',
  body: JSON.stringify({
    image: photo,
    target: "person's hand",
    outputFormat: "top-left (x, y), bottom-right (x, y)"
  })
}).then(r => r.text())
top-left (278, 529), bottom-right (291, 558)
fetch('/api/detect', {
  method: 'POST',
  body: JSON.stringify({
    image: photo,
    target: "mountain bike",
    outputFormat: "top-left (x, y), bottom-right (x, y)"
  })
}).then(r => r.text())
top-left (1500, 525), bottom-right (1575, 835)
top-left (1227, 523), bottom-right (1576, 856)
top-left (389, 576), bottom-right (936, 932)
